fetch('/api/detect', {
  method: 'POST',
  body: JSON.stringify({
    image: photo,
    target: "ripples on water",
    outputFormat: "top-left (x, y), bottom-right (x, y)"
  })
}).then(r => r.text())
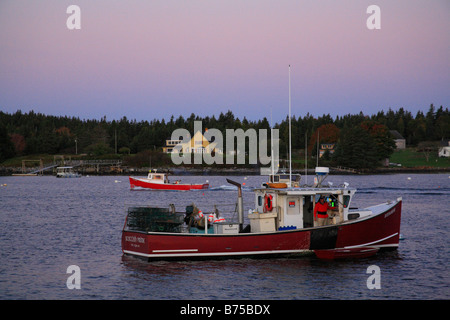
top-left (0, 173), bottom-right (449, 300)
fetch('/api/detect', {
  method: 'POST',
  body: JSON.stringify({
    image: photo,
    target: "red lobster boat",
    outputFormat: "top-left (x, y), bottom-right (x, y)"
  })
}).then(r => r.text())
top-left (122, 168), bottom-right (401, 260)
top-left (129, 170), bottom-right (209, 191)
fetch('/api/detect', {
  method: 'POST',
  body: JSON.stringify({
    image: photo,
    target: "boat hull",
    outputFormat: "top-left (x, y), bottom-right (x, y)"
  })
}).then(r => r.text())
top-left (56, 174), bottom-right (81, 178)
top-left (129, 176), bottom-right (209, 191)
top-left (122, 200), bottom-right (402, 260)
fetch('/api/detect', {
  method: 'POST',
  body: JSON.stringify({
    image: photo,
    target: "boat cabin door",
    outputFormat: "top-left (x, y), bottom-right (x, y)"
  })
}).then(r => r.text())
top-left (283, 196), bottom-right (304, 229)
top-left (302, 196), bottom-right (314, 228)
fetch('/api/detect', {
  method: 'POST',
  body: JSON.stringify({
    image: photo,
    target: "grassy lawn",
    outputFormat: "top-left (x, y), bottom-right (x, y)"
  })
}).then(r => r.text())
top-left (0, 153), bottom-right (119, 167)
top-left (1, 154), bottom-right (56, 167)
top-left (389, 148), bottom-right (450, 168)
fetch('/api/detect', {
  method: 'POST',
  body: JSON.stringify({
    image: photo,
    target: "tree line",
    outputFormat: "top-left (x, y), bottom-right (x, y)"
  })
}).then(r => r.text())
top-left (0, 104), bottom-right (448, 168)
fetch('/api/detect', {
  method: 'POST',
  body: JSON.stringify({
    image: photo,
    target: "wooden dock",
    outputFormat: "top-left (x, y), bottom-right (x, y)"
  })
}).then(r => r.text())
top-left (331, 166), bottom-right (361, 174)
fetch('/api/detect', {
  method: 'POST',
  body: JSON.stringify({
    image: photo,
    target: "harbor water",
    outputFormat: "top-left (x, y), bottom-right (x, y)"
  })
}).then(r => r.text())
top-left (0, 173), bottom-right (449, 300)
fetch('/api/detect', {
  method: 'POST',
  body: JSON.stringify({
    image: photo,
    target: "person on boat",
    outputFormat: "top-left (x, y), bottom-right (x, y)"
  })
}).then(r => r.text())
top-left (314, 196), bottom-right (330, 226)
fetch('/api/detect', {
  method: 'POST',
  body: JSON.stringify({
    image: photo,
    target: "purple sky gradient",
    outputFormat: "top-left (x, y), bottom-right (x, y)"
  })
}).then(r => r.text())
top-left (0, 0), bottom-right (448, 123)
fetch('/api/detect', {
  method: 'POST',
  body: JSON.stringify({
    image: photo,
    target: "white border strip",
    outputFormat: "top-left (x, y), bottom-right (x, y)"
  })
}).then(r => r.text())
top-left (344, 233), bottom-right (398, 249)
top-left (123, 249), bottom-right (310, 258)
top-left (152, 249), bottom-right (198, 253)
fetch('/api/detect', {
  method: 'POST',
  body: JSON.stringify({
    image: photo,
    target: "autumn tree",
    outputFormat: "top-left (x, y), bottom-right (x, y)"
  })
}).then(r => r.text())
top-left (9, 133), bottom-right (26, 155)
top-left (308, 123), bottom-right (340, 155)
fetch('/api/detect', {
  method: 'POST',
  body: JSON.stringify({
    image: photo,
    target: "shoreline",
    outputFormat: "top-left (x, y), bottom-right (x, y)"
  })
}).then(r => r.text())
top-left (0, 165), bottom-right (448, 176)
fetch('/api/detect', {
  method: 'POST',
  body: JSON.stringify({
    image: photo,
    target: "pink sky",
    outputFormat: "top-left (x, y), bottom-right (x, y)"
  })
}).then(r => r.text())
top-left (0, 0), bottom-right (448, 122)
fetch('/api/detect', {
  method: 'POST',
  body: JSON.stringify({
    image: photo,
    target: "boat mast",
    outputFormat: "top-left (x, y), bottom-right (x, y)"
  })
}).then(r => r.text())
top-left (316, 130), bottom-right (319, 167)
top-left (305, 133), bottom-right (307, 184)
top-left (271, 108), bottom-right (274, 177)
top-left (288, 65), bottom-right (292, 187)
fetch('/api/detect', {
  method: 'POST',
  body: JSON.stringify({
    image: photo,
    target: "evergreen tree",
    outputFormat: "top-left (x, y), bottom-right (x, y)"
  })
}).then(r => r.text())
top-left (0, 124), bottom-right (15, 162)
top-left (0, 105), bottom-right (447, 167)
top-left (360, 120), bottom-right (395, 159)
top-left (332, 126), bottom-right (379, 169)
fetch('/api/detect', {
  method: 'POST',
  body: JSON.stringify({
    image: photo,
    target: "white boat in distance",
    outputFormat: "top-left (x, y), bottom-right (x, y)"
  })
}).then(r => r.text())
top-left (56, 166), bottom-right (81, 178)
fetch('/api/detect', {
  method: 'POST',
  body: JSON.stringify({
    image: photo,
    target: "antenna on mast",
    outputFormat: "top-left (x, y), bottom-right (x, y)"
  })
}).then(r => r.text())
top-left (288, 65), bottom-right (292, 187)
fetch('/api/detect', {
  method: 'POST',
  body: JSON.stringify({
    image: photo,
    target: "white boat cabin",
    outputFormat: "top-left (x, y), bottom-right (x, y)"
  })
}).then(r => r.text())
top-left (263, 173), bottom-right (302, 187)
top-left (246, 166), bottom-right (374, 233)
top-left (56, 166), bottom-right (81, 178)
top-left (146, 172), bottom-right (169, 184)
top-left (250, 186), bottom-right (356, 233)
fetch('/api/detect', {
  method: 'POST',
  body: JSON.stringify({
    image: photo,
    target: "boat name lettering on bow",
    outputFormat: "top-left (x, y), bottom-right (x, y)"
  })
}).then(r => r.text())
top-left (384, 208), bottom-right (395, 218)
top-left (125, 236), bottom-right (145, 243)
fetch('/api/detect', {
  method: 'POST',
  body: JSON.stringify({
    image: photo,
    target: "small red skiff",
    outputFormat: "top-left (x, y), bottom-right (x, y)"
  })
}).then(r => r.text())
top-left (129, 171), bottom-right (209, 191)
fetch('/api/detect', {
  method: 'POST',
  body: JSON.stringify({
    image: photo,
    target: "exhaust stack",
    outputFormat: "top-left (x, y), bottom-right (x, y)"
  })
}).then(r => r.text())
top-left (226, 179), bottom-right (244, 231)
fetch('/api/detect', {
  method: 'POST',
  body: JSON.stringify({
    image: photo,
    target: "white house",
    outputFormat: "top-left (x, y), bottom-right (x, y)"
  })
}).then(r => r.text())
top-left (163, 131), bottom-right (222, 155)
top-left (390, 130), bottom-right (406, 149)
top-left (438, 140), bottom-right (450, 158)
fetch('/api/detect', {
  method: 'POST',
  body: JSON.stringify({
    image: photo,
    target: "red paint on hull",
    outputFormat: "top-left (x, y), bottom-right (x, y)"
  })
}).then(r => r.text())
top-left (335, 201), bottom-right (402, 250)
top-left (129, 176), bottom-right (209, 191)
top-left (122, 229), bottom-right (312, 259)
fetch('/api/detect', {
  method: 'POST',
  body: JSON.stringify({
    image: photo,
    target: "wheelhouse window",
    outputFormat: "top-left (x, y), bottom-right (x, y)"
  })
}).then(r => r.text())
top-left (314, 194), bottom-right (339, 209)
top-left (343, 195), bottom-right (351, 208)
